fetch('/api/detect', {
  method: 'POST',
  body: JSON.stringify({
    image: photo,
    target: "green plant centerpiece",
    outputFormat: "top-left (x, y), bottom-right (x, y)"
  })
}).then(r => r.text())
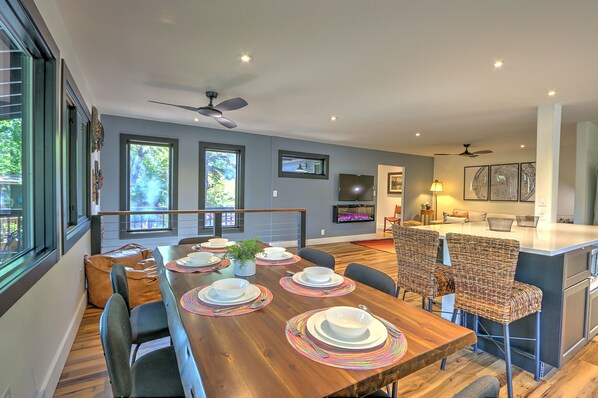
top-left (226, 238), bottom-right (263, 276)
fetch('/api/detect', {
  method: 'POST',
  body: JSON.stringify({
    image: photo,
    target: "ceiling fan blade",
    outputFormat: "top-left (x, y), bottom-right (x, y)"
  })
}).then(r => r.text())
top-left (215, 116), bottom-right (237, 129)
top-left (433, 153), bottom-right (455, 156)
top-left (214, 97), bottom-right (248, 111)
top-left (197, 107), bottom-right (221, 118)
top-left (468, 154), bottom-right (479, 158)
top-left (148, 100), bottom-right (197, 112)
top-left (472, 150), bottom-right (493, 154)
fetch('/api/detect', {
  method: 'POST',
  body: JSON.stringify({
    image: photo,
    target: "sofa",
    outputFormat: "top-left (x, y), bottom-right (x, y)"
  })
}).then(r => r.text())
top-left (84, 243), bottom-right (162, 308)
top-left (439, 208), bottom-right (516, 224)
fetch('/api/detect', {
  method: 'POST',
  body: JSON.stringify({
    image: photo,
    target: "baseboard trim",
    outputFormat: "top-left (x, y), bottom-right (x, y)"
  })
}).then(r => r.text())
top-left (41, 291), bottom-right (87, 398)
top-left (271, 233), bottom-right (378, 248)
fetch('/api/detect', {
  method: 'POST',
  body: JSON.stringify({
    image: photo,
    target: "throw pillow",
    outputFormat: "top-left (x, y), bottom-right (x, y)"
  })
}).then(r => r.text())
top-left (445, 216), bottom-right (467, 224)
top-left (452, 210), bottom-right (469, 221)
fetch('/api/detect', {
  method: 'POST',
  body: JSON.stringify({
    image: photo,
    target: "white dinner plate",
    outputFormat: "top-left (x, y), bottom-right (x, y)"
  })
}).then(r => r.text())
top-left (255, 251), bottom-right (294, 261)
top-left (306, 310), bottom-right (388, 349)
top-left (176, 256), bottom-right (220, 267)
top-left (292, 271), bottom-right (344, 288)
top-left (200, 241), bottom-right (236, 249)
top-left (198, 284), bottom-right (260, 306)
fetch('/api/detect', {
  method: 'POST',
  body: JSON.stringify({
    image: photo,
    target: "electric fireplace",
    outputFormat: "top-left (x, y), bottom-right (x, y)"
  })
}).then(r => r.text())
top-left (332, 205), bottom-right (375, 224)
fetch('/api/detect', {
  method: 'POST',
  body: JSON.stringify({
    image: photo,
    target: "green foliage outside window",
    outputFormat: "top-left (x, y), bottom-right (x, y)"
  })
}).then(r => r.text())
top-left (129, 143), bottom-right (170, 210)
top-left (206, 150), bottom-right (236, 209)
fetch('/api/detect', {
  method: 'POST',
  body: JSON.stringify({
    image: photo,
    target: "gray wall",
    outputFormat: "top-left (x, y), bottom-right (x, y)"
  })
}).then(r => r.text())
top-left (101, 115), bottom-right (434, 240)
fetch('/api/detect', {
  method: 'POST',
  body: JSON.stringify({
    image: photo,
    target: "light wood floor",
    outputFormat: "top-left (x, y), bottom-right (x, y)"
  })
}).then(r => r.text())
top-left (54, 240), bottom-right (598, 397)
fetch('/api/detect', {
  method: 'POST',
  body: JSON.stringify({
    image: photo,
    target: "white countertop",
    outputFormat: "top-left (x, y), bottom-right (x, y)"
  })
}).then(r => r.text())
top-left (416, 222), bottom-right (598, 256)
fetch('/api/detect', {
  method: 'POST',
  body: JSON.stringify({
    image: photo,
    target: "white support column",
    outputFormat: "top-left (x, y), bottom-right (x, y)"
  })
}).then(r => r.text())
top-left (535, 104), bottom-right (561, 222)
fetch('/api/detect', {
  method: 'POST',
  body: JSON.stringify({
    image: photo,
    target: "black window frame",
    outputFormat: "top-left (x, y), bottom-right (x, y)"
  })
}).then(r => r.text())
top-left (60, 60), bottom-right (90, 254)
top-left (0, 0), bottom-right (59, 318)
top-left (199, 142), bottom-right (245, 233)
top-left (119, 133), bottom-right (179, 239)
top-left (278, 150), bottom-right (329, 179)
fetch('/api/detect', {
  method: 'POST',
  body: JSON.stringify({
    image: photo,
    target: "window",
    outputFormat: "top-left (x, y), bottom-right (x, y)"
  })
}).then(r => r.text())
top-left (278, 150), bottom-right (329, 179)
top-left (199, 142), bottom-right (245, 232)
top-left (0, 0), bottom-right (59, 316)
top-left (61, 61), bottom-right (90, 253)
top-left (120, 134), bottom-right (178, 238)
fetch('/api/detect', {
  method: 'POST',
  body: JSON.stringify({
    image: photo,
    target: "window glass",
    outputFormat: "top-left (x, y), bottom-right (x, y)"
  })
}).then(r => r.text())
top-left (0, 22), bottom-right (33, 267)
top-left (199, 143), bottom-right (244, 231)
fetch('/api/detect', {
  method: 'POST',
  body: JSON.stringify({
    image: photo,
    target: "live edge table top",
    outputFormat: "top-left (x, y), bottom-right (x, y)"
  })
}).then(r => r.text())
top-left (156, 244), bottom-right (476, 398)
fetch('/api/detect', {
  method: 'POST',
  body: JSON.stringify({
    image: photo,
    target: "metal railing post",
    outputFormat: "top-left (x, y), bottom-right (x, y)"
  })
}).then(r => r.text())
top-left (298, 210), bottom-right (306, 248)
top-left (91, 215), bottom-right (102, 255)
top-left (214, 212), bottom-right (223, 237)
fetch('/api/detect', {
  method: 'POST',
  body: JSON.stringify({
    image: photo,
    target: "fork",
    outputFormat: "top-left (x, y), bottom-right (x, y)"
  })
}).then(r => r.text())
top-left (214, 296), bottom-right (266, 314)
top-left (286, 321), bottom-right (329, 357)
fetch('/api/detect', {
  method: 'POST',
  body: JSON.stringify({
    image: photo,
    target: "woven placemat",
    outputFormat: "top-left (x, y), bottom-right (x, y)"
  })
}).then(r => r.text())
top-left (285, 308), bottom-right (407, 370)
top-left (279, 276), bottom-right (355, 297)
top-left (165, 258), bottom-right (230, 274)
top-left (180, 284), bottom-right (272, 317)
top-left (256, 254), bottom-right (301, 266)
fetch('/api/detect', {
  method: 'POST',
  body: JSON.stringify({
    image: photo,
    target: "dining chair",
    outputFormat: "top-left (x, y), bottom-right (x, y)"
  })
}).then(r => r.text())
top-left (441, 233), bottom-right (542, 398)
top-left (297, 248), bottom-right (336, 270)
top-left (178, 236), bottom-right (214, 245)
top-left (110, 263), bottom-right (170, 363)
top-left (344, 262), bottom-right (396, 297)
top-left (453, 375), bottom-right (500, 398)
top-left (383, 205), bottom-right (402, 231)
top-left (100, 293), bottom-right (184, 397)
top-left (393, 225), bottom-right (454, 312)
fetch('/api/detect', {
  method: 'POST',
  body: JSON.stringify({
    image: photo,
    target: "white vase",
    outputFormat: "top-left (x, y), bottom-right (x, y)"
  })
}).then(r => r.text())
top-left (234, 259), bottom-right (256, 276)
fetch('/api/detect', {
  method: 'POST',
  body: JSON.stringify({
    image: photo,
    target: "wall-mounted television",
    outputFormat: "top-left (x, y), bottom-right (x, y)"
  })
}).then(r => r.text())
top-left (338, 173), bottom-right (375, 201)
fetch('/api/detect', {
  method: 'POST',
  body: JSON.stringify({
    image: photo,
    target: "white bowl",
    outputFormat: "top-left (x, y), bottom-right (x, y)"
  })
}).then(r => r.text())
top-left (324, 306), bottom-right (372, 339)
top-left (263, 247), bottom-right (286, 259)
top-left (211, 278), bottom-right (249, 300)
top-left (208, 238), bottom-right (229, 248)
top-left (303, 266), bottom-right (333, 283)
top-left (187, 251), bottom-right (214, 265)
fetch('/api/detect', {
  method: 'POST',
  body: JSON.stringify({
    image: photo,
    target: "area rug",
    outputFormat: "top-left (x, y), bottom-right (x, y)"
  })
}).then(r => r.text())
top-left (351, 238), bottom-right (395, 253)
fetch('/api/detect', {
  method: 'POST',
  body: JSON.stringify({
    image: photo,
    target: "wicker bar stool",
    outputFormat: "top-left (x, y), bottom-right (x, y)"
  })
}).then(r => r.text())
top-left (392, 225), bottom-right (454, 312)
top-left (440, 233), bottom-right (543, 398)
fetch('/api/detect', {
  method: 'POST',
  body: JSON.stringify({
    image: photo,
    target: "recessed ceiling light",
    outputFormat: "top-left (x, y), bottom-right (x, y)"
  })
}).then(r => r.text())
top-left (415, 132), bottom-right (421, 137)
top-left (520, 144), bottom-right (525, 148)
top-left (241, 53), bottom-right (253, 63)
top-left (494, 60), bottom-right (503, 68)
top-left (330, 116), bottom-right (337, 121)
top-left (194, 117), bottom-right (199, 122)
top-left (548, 90), bottom-right (556, 96)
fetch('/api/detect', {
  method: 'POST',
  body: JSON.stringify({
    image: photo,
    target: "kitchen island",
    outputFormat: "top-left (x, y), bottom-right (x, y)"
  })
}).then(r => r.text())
top-left (417, 222), bottom-right (598, 376)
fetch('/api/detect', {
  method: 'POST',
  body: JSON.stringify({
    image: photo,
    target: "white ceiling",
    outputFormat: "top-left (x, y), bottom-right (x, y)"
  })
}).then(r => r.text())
top-left (55, 0), bottom-right (598, 156)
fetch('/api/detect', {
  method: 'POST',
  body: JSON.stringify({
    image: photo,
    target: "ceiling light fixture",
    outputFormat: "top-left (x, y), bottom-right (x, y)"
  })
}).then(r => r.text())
top-left (494, 60), bottom-right (503, 68)
top-left (415, 132), bottom-right (421, 137)
top-left (548, 90), bottom-right (556, 96)
top-left (241, 53), bottom-right (253, 63)
top-left (194, 117), bottom-right (199, 122)
top-left (520, 144), bottom-right (525, 148)
top-left (330, 116), bottom-right (337, 121)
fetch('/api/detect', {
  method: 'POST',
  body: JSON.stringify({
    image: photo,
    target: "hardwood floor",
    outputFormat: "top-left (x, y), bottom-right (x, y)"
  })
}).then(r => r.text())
top-left (54, 240), bottom-right (598, 397)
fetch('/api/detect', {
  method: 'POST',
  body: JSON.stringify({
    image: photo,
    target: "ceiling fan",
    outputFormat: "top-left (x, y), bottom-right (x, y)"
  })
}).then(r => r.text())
top-left (149, 91), bottom-right (247, 129)
top-left (434, 144), bottom-right (493, 158)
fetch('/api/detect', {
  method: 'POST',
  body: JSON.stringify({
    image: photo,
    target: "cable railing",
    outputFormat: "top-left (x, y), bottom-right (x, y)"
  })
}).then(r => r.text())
top-left (91, 208), bottom-right (307, 255)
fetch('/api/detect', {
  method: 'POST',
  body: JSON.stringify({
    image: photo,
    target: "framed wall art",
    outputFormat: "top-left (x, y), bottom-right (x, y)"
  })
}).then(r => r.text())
top-left (387, 172), bottom-right (403, 194)
top-left (489, 163), bottom-right (519, 201)
top-left (519, 162), bottom-right (536, 202)
top-left (463, 165), bottom-right (489, 201)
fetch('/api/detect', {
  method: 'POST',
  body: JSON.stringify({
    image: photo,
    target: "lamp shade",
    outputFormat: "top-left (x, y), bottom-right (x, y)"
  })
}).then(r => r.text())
top-left (430, 179), bottom-right (443, 192)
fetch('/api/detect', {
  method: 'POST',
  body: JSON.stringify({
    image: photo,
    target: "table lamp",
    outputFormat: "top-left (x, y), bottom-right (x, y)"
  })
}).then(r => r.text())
top-left (430, 179), bottom-right (443, 220)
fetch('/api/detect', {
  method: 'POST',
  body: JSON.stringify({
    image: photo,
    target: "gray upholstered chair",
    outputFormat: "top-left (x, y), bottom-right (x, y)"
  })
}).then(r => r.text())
top-left (177, 236), bottom-right (214, 245)
top-left (100, 294), bottom-right (184, 397)
top-left (110, 263), bottom-right (169, 362)
top-left (453, 376), bottom-right (500, 398)
top-left (344, 262), bottom-right (396, 297)
top-left (298, 248), bottom-right (336, 270)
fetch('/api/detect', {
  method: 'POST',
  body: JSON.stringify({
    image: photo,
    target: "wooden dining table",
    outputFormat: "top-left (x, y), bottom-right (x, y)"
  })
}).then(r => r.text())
top-left (154, 245), bottom-right (476, 397)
